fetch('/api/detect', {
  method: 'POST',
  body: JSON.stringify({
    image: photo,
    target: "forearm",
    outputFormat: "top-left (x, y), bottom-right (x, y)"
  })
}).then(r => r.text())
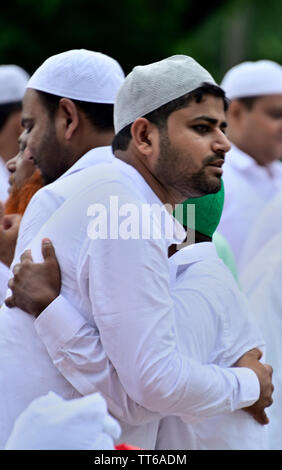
top-left (36, 295), bottom-right (259, 425)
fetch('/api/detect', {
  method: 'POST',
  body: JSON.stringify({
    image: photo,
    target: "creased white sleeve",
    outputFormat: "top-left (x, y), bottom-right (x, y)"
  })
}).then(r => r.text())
top-left (88, 234), bottom-right (259, 422)
top-left (35, 235), bottom-right (260, 425)
top-left (35, 295), bottom-right (161, 425)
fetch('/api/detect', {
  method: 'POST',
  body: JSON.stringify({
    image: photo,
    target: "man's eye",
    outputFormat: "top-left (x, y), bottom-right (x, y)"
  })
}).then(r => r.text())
top-left (193, 125), bottom-right (209, 134)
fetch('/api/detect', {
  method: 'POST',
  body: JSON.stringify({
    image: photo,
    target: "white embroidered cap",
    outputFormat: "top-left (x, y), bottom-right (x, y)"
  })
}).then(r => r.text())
top-left (5, 391), bottom-right (120, 450)
top-left (221, 60), bottom-right (282, 100)
top-left (0, 65), bottom-right (29, 104)
top-left (114, 54), bottom-right (216, 133)
top-left (27, 49), bottom-right (124, 104)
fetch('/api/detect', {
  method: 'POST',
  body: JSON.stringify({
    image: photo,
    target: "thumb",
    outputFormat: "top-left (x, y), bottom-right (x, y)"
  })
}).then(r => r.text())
top-left (41, 238), bottom-right (57, 262)
top-left (245, 348), bottom-right (263, 361)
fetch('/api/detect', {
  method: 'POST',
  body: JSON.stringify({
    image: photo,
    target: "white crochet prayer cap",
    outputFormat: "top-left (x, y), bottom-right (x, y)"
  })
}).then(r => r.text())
top-left (5, 391), bottom-right (121, 450)
top-left (114, 54), bottom-right (216, 133)
top-left (27, 49), bottom-right (124, 104)
top-left (221, 60), bottom-right (282, 100)
top-left (0, 65), bottom-right (29, 104)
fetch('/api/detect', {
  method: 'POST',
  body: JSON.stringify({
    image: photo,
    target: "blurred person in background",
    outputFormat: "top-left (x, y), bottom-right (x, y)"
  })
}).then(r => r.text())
top-left (5, 132), bottom-right (43, 217)
top-left (240, 186), bottom-right (282, 269)
top-left (241, 231), bottom-right (282, 450)
top-left (0, 132), bottom-right (43, 292)
top-left (217, 60), bottom-right (282, 269)
top-left (0, 65), bottom-right (29, 202)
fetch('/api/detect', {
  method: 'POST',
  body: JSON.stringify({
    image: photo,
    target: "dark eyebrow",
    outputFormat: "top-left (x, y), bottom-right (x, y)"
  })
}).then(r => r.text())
top-left (192, 115), bottom-right (227, 128)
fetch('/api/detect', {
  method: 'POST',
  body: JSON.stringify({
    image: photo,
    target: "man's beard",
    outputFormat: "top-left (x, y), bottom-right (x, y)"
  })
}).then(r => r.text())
top-left (154, 130), bottom-right (222, 199)
top-left (5, 169), bottom-right (44, 216)
top-left (35, 124), bottom-right (73, 185)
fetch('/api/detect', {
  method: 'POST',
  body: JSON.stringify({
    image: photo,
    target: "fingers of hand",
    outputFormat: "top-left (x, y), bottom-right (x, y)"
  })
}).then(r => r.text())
top-left (8, 277), bottom-right (14, 290)
top-left (255, 410), bottom-right (269, 426)
top-left (5, 295), bottom-right (16, 309)
top-left (12, 264), bottom-right (21, 276)
top-left (41, 238), bottom-right (56, 262)
top-left (246, 348), bottom-right (263, 361)
top-left (20, 249), bottom-right (33, 263)
top-left (263, 363), bottom-right (273, 377)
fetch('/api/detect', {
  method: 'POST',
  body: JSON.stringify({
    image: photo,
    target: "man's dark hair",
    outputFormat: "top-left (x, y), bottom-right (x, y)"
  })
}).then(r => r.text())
top-left (0, 102), bottom-right (22, 132)
top-left (37, 90), bottom-right (114, 132)
top-left (237, 96), bottom-right (260, 110)
top-left (112, 82), bottom-right (228, 152)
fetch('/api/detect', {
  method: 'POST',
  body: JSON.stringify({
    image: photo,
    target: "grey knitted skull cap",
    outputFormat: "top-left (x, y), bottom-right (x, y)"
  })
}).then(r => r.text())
top-left (114, 54), bottom-right (217, 133)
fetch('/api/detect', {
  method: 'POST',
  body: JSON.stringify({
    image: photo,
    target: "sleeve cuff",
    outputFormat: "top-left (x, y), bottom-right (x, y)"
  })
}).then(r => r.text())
top-left (34, 294), bottom-right (86, 355)
top-left (230, 366), bottom-right (260, 410)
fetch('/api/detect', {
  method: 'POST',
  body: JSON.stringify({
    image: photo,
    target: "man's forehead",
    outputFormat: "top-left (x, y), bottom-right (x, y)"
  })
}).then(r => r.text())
top-left (22, 88), bottom-right (42, 111)
top-left (255, 94), bottom-right (282, 108)
top-left (173, 95), bottom-right (226, 120)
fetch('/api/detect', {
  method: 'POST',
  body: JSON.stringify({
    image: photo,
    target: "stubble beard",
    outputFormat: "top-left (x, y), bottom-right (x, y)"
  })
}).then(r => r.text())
top-left (36, 123), bottom-right (73, 185)
top-left (155, 130), bottom-right (221, 200)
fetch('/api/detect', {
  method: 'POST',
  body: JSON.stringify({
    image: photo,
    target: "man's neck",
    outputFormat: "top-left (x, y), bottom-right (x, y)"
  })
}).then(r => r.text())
top-left (115, 148), bottom-right (181, 209)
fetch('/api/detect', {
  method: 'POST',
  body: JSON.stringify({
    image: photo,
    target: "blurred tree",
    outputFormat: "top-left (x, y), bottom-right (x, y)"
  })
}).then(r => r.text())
top-left (173, 0), bottom-right (282, 82)
top-left (1, 0), bottom-right (282, 81)
top-left (0, 0), bottom-right (226, 74)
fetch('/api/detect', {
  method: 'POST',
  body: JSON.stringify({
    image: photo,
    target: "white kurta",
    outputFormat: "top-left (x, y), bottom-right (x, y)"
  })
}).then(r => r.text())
top-left (0, 157), bottom-right (260, 449)
top-left (241, 233), bottom-right (282, 450)
top-left (155, 242), bottom-right (267, 450)
top-left (0, 146), bottom-right (114, 302)
top-left (218, 144), bottom-right (282, 269)
top-left (240, 188), bottom-right (282, 269)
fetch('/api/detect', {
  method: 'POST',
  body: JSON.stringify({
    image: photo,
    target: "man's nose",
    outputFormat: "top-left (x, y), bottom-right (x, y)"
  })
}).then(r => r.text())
top-left (6, 155), bottom-right (17, 174)
top-left (212, 130), bottom-right (231, 155)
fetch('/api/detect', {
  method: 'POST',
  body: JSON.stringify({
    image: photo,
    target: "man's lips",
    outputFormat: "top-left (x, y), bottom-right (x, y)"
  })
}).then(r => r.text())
top-left (206, 158), bottom-right (225, 168)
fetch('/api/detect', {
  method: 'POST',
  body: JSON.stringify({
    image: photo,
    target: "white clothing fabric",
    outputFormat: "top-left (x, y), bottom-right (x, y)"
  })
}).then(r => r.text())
top-left (218, 144), bottom-right (282, 268)
top-left (155, 242), bottom-right (266, 450)
top-left (27, 50), bottom-right (124, 104)
top-left (0, 157), bottom-right (260, 449)
top-left (5, 391), bottom-right (120, 450)
top-left (0, 146), bottom-right (114, 303)
top-left (240, 188), bottom-right (282, 269)
top-left (221, 60), bottom-right (282, 100)
top-left (0, 157), bottom-right (9, 203)
top-left (241, 233), bottom-right (282, 449)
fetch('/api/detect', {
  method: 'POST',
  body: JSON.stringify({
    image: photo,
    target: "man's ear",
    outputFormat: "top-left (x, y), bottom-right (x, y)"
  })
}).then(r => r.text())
top-left (57, 98), bottom-right (79, 140)
top-left (227, 99), bottom-right (246, 123)
top-left (130, 118), bottom-right (158, 158)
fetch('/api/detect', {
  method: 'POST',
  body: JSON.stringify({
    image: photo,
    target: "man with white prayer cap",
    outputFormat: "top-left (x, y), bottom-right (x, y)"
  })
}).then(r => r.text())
top-left (0, 65), bottom-right (29, 202)
top-left (3, 55), bottom-right (273, 449)
top-left (217, 60), bottom-right (282, 269)
top-left (0, 49), bottom-right (124, 301)
top-left (0, 48), bottom-right (127, 447)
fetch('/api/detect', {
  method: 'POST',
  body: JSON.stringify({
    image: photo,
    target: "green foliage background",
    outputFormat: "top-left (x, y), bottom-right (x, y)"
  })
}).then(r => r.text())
top-left (1, 0), bottom-right (282, 82)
